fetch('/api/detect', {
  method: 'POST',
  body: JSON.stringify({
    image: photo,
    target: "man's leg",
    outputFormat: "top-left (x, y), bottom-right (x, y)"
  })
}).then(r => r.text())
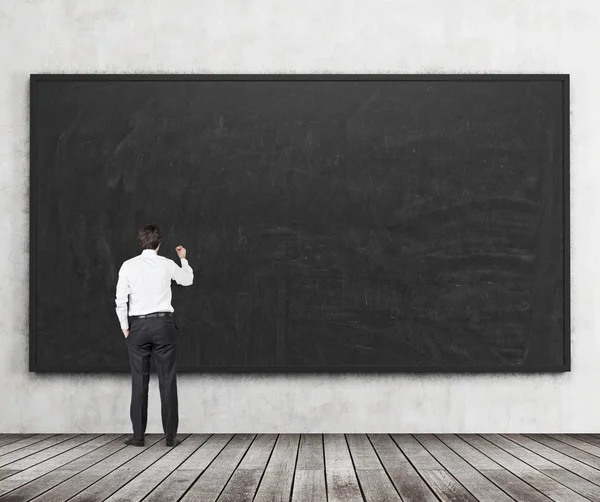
top-left (152, 318), bottom-right (179, 442)
top-left (127, 320), bottom-right (152, 442)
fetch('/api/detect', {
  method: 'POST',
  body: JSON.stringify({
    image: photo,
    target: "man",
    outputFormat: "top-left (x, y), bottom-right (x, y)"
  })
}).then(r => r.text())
top-left (115, 224), bottom-right (194, 447)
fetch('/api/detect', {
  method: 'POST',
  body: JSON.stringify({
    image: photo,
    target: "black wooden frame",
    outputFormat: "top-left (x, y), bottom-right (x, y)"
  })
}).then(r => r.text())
top-left (29, 74), bottom-right (571, 373)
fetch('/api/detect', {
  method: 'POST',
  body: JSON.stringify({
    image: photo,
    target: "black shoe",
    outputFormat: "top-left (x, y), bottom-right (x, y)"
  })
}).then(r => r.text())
top-left (124, 437), bottom-right (145, 447)
top-left (166, 437), bottom-right (182, 447)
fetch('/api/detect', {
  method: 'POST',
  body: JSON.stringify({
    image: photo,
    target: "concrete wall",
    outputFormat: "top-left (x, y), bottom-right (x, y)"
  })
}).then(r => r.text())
top-left (1, 0), bottom-right (597, 433)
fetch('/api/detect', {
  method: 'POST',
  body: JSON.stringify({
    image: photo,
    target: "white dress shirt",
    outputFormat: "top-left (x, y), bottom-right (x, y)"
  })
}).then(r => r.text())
top-left (115, 249), bottom-right (194, 330)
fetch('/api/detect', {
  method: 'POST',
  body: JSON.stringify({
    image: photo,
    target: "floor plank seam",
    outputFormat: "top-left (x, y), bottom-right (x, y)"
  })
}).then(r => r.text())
top-left (61, 435), bottom-right (167, 502)
top-left (412, 434), bottom-right (485, 502)
top-left (469, 434), bottom-right (593, 502)
top-left (489, 434), bottom-right (600, 499)
top-left (0, 435), bottom-right (36, 450)
top-left (365, 434), bottom-right (403, 501)
top-left (0, 434), bottom-right (106, 498)
top-left (0, 434), bottom-right (68, 464)
top-left (135, 433), bottom-right (211, 502)
top-left (321, 434), bottom-right (328, 502)
top-left (389, 434), bottom-right (444, 502)
top-left (435, 434), bottom-right (548, 502)
top-left (0, 434), bottom-right (128, 502)
top-left (214, 433), bottom-right (259, 502)
top-left (249, 433), bottom-right (279, 502)
top-left (28, 435), bottom-right (134, 502)
top-left (344, 434), bottom-right (367, 502)
top-left (532, 434), bottom-right (600, 470)
top-left (501, 434), bottom-right (600, 488)
top-left (287, 434), bottom-right (302, 502)
top-left (550, 434), bottom-right (600, 457)
top-left (174, 434), bottom-right (235, 502)
top-left (565, 434), bottom-right (600, 451)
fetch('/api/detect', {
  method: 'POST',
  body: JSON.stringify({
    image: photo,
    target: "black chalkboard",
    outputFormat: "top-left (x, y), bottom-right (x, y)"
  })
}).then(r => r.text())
top-left (30, 75), bottom-right (569, 372)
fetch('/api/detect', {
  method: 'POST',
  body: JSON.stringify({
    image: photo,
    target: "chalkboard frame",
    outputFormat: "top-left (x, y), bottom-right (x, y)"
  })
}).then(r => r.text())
top-left (29, 73), bottom-right (571, 373)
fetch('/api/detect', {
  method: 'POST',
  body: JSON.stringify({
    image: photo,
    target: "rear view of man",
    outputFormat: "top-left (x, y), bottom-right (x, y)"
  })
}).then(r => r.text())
top-left (115, 224), bottom-right (194, 447)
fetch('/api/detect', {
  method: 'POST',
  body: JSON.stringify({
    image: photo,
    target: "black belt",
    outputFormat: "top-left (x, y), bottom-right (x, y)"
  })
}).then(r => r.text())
top-left (130, 312), bottom-right (173, 319)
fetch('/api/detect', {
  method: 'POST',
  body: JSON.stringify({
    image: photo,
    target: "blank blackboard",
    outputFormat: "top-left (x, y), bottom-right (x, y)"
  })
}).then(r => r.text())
top-left (30, 75), bottom-right (569, 372)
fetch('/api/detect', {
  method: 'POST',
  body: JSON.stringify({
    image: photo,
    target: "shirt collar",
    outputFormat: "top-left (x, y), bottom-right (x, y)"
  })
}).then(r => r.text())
top-left (141, 249), bottom-right (158, 256)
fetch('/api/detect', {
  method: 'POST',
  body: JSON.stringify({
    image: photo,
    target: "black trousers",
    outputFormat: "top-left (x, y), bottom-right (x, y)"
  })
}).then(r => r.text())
top-left (126, 315), bottom-right (179, 441)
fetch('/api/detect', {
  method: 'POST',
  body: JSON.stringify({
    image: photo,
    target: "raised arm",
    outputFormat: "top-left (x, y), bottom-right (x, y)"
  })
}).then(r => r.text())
top-left (172, 245), bottom-right (194, 286)
top-left (115, 263), bottom-right (131, 331)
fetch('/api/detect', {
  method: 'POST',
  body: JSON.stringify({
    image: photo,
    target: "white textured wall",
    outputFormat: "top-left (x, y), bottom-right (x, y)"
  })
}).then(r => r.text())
top-left (0, 0), bottom-right (597, 433)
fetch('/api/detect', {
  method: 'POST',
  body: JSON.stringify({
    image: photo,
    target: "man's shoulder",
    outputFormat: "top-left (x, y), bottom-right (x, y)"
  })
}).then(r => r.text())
top-left (119, 257), bottom-right (136, 270)
top-left (120, 254), bottom-right (146, 267)
top-left (120, 254), bottom-right (174, 269)
top-left (157, 255), bottom-right (176, 266)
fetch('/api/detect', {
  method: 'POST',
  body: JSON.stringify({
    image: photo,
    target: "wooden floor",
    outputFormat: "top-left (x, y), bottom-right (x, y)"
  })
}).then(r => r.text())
top-left (1, 434), bottom-right (600, 501)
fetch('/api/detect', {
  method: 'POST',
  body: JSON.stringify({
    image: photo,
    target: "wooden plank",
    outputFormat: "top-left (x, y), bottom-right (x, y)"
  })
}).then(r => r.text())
top-left (420, 470), bottom-right (479, 502)
top-left (347, 434), bottom-right (401, 501)
top-left (484, 434), bottom-right (600, 501)
top-left (68, 434), bottom-right (180, 502)
top-left (416, 434), bottom-right (515, 502)
top-left (104, 434), bottom-right (210, 502)
top-left (0, 434), bottom-right (121, 499)
top-left (181, 434), bottom-right (256, 502)
top-left (144, 470), bottom-right (200, 502)
top-left (369, 434), bottom-right (438, 502)
top-left (217, 469), bottom-right (264, 502)
top-left (0, 434), bottom-right (78, 469)
top-left (540, 469), bottom-right (600, 501)
top-left (296, 434), bottom-right (324, 470)
top-left (393, 435), bottom-right (476, 502)
top-left (253, 434), bottom-right (300, 502)
top-left (0, 435), bottom-right (35, 449)
top-left (484, 435), bottom-right (557, 469)
top-left (568, 434), bottom-right (600, 449)
top-left (28, 435), bottom-right (165, 502)
top-left (483, 469), bottom-right (571, 502)
top-left (438, 434), bottom-right (556, 502)
top-left (323, 434), bottom-right (363, 502)
top-left (143, 434), bottom-right (232, 502)
top-left (506, 434), bottom-right (600, 484)
top-left (346, 434), bottom-right (382, 470)
top-left (3, 435), bottom-right (128, 502)
top-left (291, 435), bottom-right (325, 502)
top-left (355, 469), bottom-right (402, 502)
top-left (553, 435), bottom-right (600, 458)
top-left (323, 435), bottom-right (357, 473)
top-left (217, 434), bottom-right (277, 502)
top-left (391, 434), bottom-right (444, 469)
top-left (326, 470), bottom-right (364, 502)
top-left (14, 432), bottom-right (600, 502)
top-left (0, 435), bottom-right (55, 456)
top-left (178, 434), bottom-right (233, 471)
top-left (0, 434), bottom-right (98, 482)
top-left (459, 434), bottom-right (590, 502)
top-left (237, 434), bottom-right (277, 470)
top-left (530, 434), bottom-right (600, 469)
top-left (436, 435), bottom-right (500, 470)
top-left (292, 469), bottom-right (327, 502)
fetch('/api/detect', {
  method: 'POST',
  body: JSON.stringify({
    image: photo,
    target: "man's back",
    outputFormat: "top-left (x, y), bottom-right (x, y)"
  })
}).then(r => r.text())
top-left (115, 248), bottom-right (193, 330)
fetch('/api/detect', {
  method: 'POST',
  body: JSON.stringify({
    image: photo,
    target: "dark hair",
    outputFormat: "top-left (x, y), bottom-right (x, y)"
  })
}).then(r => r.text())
top-left (138, 224), bottom-right (163, 250)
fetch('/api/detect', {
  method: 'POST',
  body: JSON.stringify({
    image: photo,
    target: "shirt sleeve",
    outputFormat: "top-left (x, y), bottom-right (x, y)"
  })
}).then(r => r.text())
top-left (171, 258), bottom-right (194, 286)
top-left (115, 263), bottom-right (130, 330)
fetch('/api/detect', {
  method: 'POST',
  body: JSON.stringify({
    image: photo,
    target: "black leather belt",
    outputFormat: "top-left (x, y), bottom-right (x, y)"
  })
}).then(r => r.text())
top-left (130, 312), bottom-right (173, 319)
